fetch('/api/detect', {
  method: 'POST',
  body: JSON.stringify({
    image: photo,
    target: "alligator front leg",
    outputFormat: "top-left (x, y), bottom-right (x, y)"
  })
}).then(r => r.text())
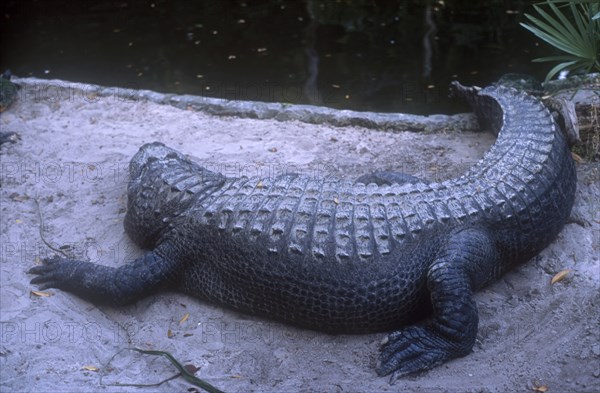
top-left (28, 242), bottom-right (181, 306)
top-left (377, 228), bottom-right (496, 380)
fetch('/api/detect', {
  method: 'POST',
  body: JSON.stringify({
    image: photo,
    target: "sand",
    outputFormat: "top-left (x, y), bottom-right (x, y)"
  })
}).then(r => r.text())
top-left (1, 78), bottom-right (598, 393)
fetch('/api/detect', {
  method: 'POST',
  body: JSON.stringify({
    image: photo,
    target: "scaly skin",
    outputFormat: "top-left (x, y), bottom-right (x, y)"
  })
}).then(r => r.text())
top-left (29, 82), bottom-right (577, 379)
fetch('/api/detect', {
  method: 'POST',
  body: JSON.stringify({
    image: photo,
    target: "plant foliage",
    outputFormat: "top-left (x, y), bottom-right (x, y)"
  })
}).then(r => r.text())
top-left (520, 0), bottom-right (600, 82)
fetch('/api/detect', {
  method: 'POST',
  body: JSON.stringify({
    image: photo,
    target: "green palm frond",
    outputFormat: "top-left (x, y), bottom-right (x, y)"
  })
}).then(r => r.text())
top-left (520, 0), bottom-right (600, 82)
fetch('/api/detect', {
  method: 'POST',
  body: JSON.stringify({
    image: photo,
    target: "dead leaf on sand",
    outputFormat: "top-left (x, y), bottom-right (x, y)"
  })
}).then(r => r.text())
top-left (551, 269), bottom-right (572, 284)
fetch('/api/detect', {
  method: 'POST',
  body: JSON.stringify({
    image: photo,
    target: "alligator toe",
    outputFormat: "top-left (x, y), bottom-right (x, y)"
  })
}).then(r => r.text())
top-left (377, 325), bottom-right (448, 379)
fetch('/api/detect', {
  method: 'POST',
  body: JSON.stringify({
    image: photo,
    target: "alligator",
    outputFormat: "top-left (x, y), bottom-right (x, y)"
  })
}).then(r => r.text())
top-left (29, 82), bottom-right (577, 379)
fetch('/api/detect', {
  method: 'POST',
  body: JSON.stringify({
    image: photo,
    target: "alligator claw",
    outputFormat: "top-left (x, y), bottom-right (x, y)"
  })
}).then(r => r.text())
top-left (28, 256), bottom-right (82, 290)
top-left (376, 325), bottom-right (448, 379)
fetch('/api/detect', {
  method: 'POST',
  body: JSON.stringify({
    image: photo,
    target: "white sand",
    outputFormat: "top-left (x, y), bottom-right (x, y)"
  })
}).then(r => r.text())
top-left (1, 79), bottom-right (598, 393)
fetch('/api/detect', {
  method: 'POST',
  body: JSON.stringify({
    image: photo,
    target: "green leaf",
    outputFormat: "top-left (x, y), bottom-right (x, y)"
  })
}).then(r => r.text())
top-left (570, 2), bottom-right (589, 37)
top-left (570, 3), bottom-right (595, 55)
top-left (522, 0), bottom-right (600, 80)
top-left (520, 20), bottom-right (583, 56)
top-left (544, 60), bottom-right (578, 82)
top-left (542, 2), bottom-right (580, 45)
top-left (532, 55), bottom-right (580, 62)
top-left (521, 8), bottom-right (588, 57)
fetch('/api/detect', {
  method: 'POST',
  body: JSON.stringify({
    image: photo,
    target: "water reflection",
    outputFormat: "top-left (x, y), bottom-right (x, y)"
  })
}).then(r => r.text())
top-left (0, 0), bottom-right (546, 114)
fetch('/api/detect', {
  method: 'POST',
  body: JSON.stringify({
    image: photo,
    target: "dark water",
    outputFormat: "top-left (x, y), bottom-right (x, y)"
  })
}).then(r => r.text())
top-left (0, 0), bottom-right (549, 114)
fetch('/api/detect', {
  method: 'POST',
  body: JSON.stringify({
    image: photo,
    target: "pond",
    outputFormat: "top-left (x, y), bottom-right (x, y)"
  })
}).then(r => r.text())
top-left (0, 0), bottom-right (550, 114)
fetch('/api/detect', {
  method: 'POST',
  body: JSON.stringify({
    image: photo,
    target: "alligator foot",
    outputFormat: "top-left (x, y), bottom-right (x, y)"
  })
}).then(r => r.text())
top-left (29, 243), bottom-right (180, 305)
top-left (29, 256), bottom-right (84, 290)
top-left (377, 324), bottom-right (450, 380)
top-left (355, 171), bottom-right (426, 186)
top-left (377, 228), bottom-right (496, 381)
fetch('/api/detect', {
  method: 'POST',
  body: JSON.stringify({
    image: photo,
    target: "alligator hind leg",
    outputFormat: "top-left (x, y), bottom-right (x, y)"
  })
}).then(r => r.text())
top-left (377, 228), bottom-right (496, 380)
top-left (28, 241), bottom-right (181, 306)
top-left (355, 171), bottom-right (426, 186)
